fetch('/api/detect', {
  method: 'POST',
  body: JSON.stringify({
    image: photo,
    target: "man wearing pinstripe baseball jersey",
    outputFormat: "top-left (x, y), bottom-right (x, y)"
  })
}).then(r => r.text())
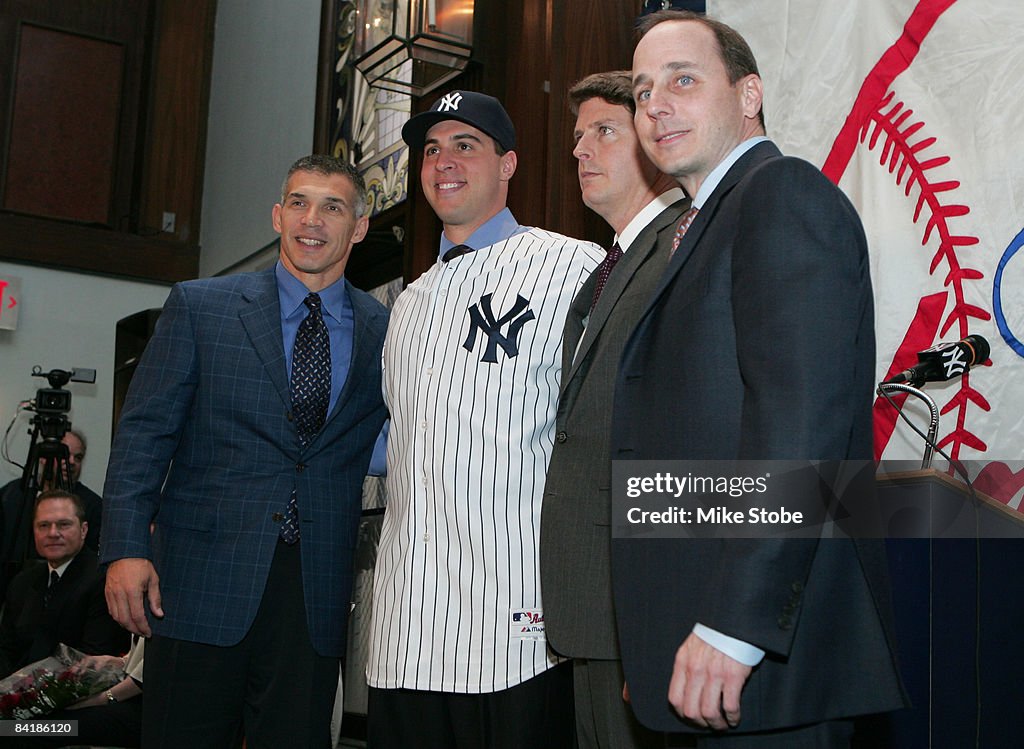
top-left (366, 91), bottom-right (603, 748)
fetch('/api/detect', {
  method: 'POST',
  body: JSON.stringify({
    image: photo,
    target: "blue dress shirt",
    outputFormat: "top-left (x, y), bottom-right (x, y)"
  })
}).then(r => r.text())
top-left (438, 207), bottom-right (529, 258)
top-left (276, 262), bottom-right (353, 417)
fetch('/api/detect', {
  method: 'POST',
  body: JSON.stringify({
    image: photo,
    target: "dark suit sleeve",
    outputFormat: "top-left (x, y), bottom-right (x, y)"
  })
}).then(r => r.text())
top-left (101, 283), bottom-right (199, 564)
top-left (731, 157), bottom-right (873, 460)
top-left (76, 570), bottom-right (130, 656)
top-left (699, 158), bottom-right (874, 654)
top-left (76, 483), bottom-right (104, 554)
top-left (0, 583), bottom-right (20, 676)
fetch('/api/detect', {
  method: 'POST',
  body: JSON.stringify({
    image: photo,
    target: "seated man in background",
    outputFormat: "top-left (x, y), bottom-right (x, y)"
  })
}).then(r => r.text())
top-left (1, 429), bottom-right (104, 601)
top-left (0, 489), bottom-right (127, 676)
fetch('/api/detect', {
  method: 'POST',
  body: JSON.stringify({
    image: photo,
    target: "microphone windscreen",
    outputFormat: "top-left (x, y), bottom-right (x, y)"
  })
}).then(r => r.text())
top-left (964, 334), bottom-right (990, 365)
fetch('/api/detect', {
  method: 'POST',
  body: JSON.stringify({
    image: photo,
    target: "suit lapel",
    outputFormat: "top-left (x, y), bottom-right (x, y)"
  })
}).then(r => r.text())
top-left (45, 554), bottom-right (85, 616)
top-left (239, 268), bottom-right (291, 410)
top-left (652, 141), bottom-right (782, 301)
top-left (567, 200), bottom-right (686, 385)
top-left (326, 281), bottom-right (376, 425)
top-left (559, 274), bottom-right (596, 396)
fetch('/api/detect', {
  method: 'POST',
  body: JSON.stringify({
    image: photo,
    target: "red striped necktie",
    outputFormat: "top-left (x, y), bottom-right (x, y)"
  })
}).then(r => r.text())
top-left (670, 206), bottom-right (700, 257)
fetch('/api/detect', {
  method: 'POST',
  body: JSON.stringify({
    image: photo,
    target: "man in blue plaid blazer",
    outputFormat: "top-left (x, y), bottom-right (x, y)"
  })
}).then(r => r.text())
top-left (100, 155), bottom-right (388, 748)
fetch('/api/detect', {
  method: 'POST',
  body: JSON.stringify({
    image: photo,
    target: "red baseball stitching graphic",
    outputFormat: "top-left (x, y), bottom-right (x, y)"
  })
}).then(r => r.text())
top-left (822, 0), bottom-right (992, 465)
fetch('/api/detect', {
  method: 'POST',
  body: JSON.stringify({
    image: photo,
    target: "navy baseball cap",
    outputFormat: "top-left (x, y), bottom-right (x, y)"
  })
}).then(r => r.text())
top-left (402, 91), bottom-right (516, 152)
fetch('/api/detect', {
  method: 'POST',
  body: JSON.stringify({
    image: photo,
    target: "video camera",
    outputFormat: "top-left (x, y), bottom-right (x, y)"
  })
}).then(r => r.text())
top-left (27, 366), bottom-right (96, 441)
top-left (21, 365), bottom-right (96, 485)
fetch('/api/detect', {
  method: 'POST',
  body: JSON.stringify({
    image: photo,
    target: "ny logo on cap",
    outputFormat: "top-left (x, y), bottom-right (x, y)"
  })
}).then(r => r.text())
top-left (436, 92), bottom-right (463, 112)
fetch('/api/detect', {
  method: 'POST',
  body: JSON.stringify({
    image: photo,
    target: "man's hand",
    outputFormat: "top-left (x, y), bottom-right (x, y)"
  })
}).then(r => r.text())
top-left (668, 632), bottom-right (752, 731)
top-left (105, 558), bottom-right (164, 637)
top-left (72, 653), bottom-right (125, 675)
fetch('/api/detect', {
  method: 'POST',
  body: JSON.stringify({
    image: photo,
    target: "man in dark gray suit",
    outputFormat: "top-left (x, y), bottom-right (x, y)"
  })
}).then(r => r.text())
top-left (540, 70), bottom-right (688, 748)
top-left (101, 155), bottom-right (387, 748)
top-left (611, 11), bottom-right (906, 747)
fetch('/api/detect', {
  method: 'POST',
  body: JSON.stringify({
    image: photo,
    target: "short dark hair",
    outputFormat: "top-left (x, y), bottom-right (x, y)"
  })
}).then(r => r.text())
top-left (636, 10), bottom-right (765, 129)
top-left (568, 70), bottom-right (635, 116)
top-left (281, 154), bottom-right (368, 217)
top-left (35, 488), bottom-right (86, 522)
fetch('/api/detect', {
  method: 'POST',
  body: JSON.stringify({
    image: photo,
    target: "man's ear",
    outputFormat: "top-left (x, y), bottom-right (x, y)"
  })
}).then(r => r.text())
top-left (272, 203), bottom-right (284, 234)
top-left (740, 74), bottom-right (763, 122)
top-left (500, 150), bottom-right (518, 182)
top-left (351, 214), bottom-right (370, 244)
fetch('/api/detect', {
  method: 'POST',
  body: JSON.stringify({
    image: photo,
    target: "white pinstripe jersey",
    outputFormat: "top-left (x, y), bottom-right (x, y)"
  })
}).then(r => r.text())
top-left (367, 228), bottom-right (603, 693)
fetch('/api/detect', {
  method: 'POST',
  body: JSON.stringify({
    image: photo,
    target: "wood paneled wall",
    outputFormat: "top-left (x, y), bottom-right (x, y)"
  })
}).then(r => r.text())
top-left (0, 0), bottom-right (215, 283)
top-left (545, 0), bottom-right (640, 246)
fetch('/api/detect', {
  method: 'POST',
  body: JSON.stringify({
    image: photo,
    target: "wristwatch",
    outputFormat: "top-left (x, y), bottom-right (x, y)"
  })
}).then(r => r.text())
top-left (106, 690), bottom-right (118, 704)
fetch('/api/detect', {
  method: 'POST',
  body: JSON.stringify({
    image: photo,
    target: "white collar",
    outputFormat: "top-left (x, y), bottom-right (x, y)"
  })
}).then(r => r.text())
top-left (614, 187), bottom-right (687, 251)
top-left (693, 136), bottom-right (770, 208)
top-left (49, 556), bottom-right (75, 579)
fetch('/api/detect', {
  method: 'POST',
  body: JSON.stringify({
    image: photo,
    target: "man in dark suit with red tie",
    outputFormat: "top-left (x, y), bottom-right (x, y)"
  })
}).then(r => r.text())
top-left (101, 155), bottom-right (387, 748)
top-left (611, 11), bottom-right (906, 747)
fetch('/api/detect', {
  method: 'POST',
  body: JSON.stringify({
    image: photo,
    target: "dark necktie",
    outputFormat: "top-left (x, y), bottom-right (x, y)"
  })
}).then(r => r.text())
top-left (283, 293), bottom-right (331, 543)
top-left (44, 570), bottom-right (59, 607)
top-left (442, 244), bottom-right (473, 262)
top-left (670, 206), bottom-right (700, 257)
top-left (590, 242), bottom-right (623, 312)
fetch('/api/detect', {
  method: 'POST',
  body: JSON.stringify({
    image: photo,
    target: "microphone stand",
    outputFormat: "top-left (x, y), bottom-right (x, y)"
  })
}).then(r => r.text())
top-left (877, 382), bottom-right (939, 469)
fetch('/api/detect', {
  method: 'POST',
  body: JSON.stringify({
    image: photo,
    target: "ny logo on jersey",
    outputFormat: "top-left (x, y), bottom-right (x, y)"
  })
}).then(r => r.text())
top-left (463, 293), bottom-right (535, 363)
top-left (436, 92), bottom-right (463, 112)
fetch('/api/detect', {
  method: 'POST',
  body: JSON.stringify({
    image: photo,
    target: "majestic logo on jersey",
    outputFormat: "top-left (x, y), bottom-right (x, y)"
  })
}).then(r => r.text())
top-left (436, 92), bottom-right (463, 112)
top-left (463, 293), bottom-right (535, 363)
top-left (509, 608), bottom-right (545, 639)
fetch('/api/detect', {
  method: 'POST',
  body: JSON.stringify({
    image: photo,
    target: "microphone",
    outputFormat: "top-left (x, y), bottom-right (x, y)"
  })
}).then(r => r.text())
top-left (883, 334), bottom-right (990, 387)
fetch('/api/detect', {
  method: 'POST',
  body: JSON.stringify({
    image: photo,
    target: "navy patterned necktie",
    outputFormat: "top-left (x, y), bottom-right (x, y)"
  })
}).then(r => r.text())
top-left (590, 242), bottom-right (623, 312)
top-left (282, 293), bottom-right (331, 543)
top-left (291, 293), bottom-right (331, 443)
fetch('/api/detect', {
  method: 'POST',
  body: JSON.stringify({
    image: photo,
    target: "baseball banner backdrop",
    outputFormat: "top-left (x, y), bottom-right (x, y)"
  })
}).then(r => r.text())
top-left (711, 0), bottom-right (1024, 511)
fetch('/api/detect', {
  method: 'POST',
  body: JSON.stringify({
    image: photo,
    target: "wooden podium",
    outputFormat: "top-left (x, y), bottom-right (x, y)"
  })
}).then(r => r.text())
top-left (865, 469), bottom-right (1024, 747)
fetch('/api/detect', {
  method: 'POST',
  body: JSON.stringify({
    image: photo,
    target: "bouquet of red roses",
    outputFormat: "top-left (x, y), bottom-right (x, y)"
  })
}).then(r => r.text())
top-left (0, 643), bottom-right (122, 719)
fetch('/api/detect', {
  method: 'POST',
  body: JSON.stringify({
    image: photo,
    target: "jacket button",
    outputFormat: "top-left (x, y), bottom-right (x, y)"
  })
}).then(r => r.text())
top-left (791, 581), bottom-right (804, 593)
top-left (272, 512), bottom-right (283, 522)
top-left (296, 463), bottom-right (306, 473)
top-left (777, 615), bottom-right (792, 629)
top-left (556, 431), bottom-right (568, 443)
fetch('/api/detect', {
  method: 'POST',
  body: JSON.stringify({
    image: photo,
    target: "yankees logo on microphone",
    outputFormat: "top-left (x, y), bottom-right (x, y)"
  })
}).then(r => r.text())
top-left (883, 334), bottom-right (990, 387)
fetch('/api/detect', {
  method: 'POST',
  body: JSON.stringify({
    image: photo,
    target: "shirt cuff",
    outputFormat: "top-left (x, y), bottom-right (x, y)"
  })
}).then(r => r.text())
top-left (692, 623), bottom-right (765, 667)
